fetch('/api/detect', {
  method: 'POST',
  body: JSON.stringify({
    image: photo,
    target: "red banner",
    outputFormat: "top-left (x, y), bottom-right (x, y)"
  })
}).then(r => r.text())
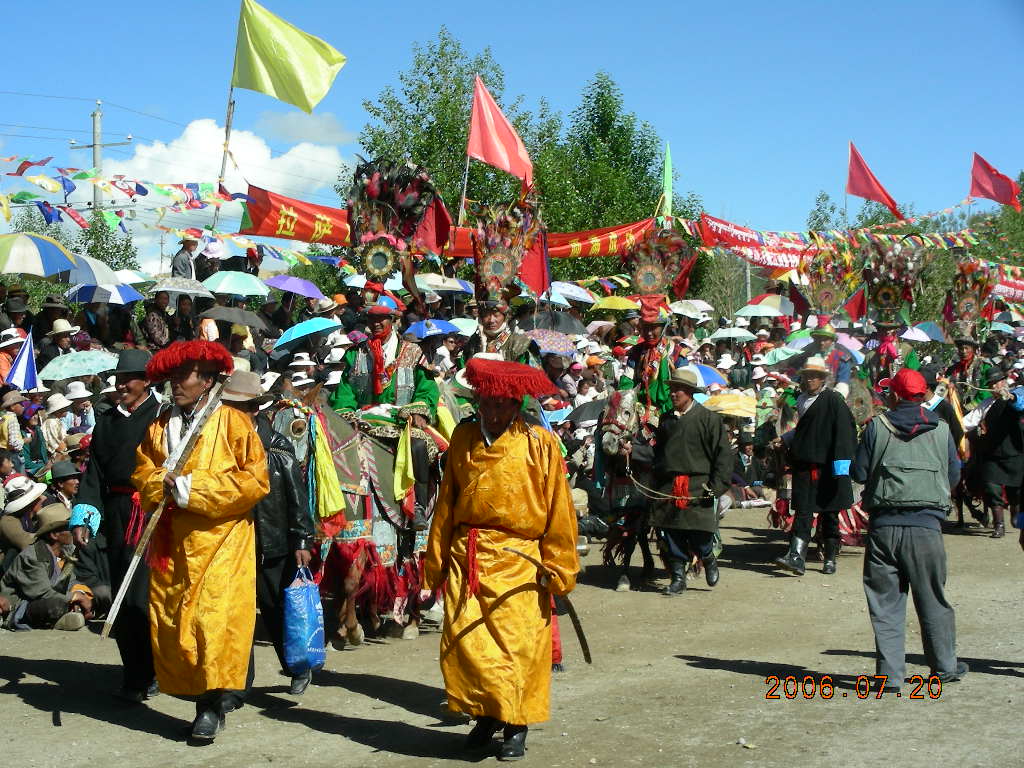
top-left (993, 271), bottom-right (1024, 302)
top-left (546, 219), bottom-right (656, 258)
top-left (699, 213), bottom-right (817, 268)
top-left (240, 186), bottom-right (352, 247)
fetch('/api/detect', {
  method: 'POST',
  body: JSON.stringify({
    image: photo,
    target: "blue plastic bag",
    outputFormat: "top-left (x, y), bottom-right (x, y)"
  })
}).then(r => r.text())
top-left (283, 567), bottom-right (326, 675)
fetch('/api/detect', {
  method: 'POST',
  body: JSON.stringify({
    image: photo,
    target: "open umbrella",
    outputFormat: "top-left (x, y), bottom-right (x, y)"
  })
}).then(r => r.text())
top-left (685, 299), bottom-right (714, 312)
top-left (592, 296), bottom-right (640, 311)
top-left (786, 328), bottom-right (813, 342)
top-left (203, 271), bottom-right (270, 297)
top-left (747, 293), bottom-right (795, 315)
top-left (708, 327), bottom-right (757, 342)
top-left (735, 303), bottom-right (784, 318)
top-left (669, 300), bottom-right (704, 318)
top-left (566, 398), bottom-right (607, 425)
top-left (687, 364), bottom-right (728, 388)
top-left (200, 306), bottom-right (268, 332)
top-left (264, 275), bottom-right (325, 300)
top-left (114, 269), bottom-right (155, 285)
top-left (586, 320), bottom-right (615, 335)
top-left (54, 254), bottom-right (119, 285)
top-left (38, 350), bottom-right (118, 381)
top-left (0, 233), bottom-right (77, 276)
top-left (524, 328), bottom-right (576, 357)
top-left (539, 290), bottom-right (571, 308)
top-left (450, 318), bottom-right (478, 337)
top-left (150, 277), bottom-right (214, 299)
top-left (836, 332), bottom-right (863, 351)
top-left (517, 311), bottom-right (588, 335)
top-left (272, 317), bottom-right (342, 350)
top-left (407, 319), bottom-right (459, 339)
top-left (901, 327), bottom-right (931, 343)
top-left (913, 321), bottom-right (948, 343)
top-left (415, 273), bottom-right (473, 293)
top-left (65, 283), bottom-right (144, 305)
top-left (760, 346), bottom-right (803, 367)
top-left (989, 321), bottom-right (1014, 334)
top-left (702, 393), bottom-right (756, 419)
top-left (345, 272), bottom-right (404, 291)
top-left (551, 281), bottom-right (596, 304)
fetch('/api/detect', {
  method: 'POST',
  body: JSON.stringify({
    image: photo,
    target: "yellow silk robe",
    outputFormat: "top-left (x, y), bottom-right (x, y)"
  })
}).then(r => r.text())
top-left (424, 417), bottom-right (579, 725)
top-left (133, 405), bottom-right (269, 696)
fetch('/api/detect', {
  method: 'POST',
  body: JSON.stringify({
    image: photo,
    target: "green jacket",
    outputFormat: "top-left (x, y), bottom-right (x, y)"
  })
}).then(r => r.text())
top-left (329, 345), bottom-right (440, 419)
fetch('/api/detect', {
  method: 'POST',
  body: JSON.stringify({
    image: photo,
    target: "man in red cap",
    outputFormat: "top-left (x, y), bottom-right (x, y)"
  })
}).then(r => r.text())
top-left (617, 296), bottom-right (684, 419)
top-left (852, 368), bottom-right (967, 690)
top-left (424, 357), bottom-right (578, 761)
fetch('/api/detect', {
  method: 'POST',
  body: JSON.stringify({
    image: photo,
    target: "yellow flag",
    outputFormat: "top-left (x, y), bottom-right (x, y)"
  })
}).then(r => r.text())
top-left (393, 420), bottom-right (416, 502)
top-left (0, 194), bottom-right (10, 223)
top-left (231, 0), bottom-right (346, 113)
top-left (25, 175), bottom-right (63, 194)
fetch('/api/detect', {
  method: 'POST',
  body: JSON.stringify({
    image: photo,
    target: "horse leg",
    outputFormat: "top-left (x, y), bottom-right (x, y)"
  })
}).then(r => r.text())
top-left (342, 549), bottom-right (367, 646)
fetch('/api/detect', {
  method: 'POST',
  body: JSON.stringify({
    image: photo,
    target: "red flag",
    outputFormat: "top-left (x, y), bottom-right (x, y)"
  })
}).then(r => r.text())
top-left (843, 287), bottom-right (867, 322)
top-left (969, 152), bottom-right (1022, 212)
top-left (467, 76), bottom-right (533, 184)
top-left (57, 205), bottom-right (90, 229)
top-left (670, 253), bottom-right (698, 299)
top-left (788, 282), bottom-right (811, 318)
top-left (412, 198), bottom-right (452, 254)
top-left (6, 156), bottom-right (53, 177)
top-left (518, 233), bottom-right (550, 298)
top-left (845, 143), bottom-right (902, 220)
top-left (981, 299), bottom-right (997, 321)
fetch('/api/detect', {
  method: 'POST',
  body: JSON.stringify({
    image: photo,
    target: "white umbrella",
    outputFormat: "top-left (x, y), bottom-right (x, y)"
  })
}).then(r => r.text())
top-left (735, 304), bottom-right (784, 318)
top-left (685, 299), bottom-right (714, 312)
top-left (901, 327), bottom-right (931, 343)
top-left (669, 300), bottom-right (704, 318)
top-left (57, 254), bottom-right (119, 285)
top-left (114, 269), bottom-right (155, 285)
top-left (149, 277), bottom-right (215, 299)
top-left (539, 290), bottom-right (571, 308)
top-left (415, 273), bottom-right (473, 293)
top-left (551, 281), bottom-right (597, 304)
top-left (345, 272), bottom-right (404, 291)
top-left (708, 327), bottom-right (757, 342)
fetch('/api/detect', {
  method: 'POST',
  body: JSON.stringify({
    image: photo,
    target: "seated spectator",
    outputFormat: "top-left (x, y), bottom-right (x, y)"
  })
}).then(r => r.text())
top-left (62, 381), bottom-right (96, 434)
top-left (142, 291), bottom-right (172, 350)
top-left (46, 461), bottom-right (81, 510)
top-left (93, 376), bottom-right (122, 417)
top-left (42, 393), bottom-right (72, 458)
top-left (37, 318), bottom-right (80, 370)
top-left (0, 450), bottom-right (15, 508)
top-left (0, 504), bottom-right (103, 630)
top-left (1, 474), bottom-right (46, 574)
top-left (20, 404), bottom-right (49, 478)
top-left (0, 390), bottom-right (26, 472)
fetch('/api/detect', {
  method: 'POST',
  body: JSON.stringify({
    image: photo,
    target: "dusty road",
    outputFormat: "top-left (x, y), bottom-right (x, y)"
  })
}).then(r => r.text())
top-left (1, 512), bottom-right (1020, 768)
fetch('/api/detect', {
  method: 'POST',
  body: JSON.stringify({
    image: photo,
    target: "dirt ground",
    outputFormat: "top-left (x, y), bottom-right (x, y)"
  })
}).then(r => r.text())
top-left (1, 512), bottom-right (1020, 768)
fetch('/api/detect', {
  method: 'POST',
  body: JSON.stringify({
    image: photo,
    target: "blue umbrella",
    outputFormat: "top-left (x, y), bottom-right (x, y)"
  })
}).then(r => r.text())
top-left (407, 319), bottom-right (459, 340)
top-left (264, 274), bottom-right (325, 300)
top-left (688, 363), bottom-right (728, 388)
top-left (272, 317), bottom-right (342, 350)
top-left (989, 321), bottom-right (1014, 334)
top-left (66, 283), bottom-right (144, 305)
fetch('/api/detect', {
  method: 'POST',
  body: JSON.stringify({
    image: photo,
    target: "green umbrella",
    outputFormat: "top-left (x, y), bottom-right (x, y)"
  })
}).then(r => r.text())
top-left (203, 271), bottom-right (270, 297)
top-left (38, 350), bottom-right (118, 381)
top-left (761, 346), bottom-right (804, 367)
top-left (786, 328), bottom-right (813, 342)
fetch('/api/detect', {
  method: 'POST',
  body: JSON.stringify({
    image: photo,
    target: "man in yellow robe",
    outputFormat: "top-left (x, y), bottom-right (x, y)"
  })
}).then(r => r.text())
top-left (132, 340), bottom-right (269, 742)
top-left (424, 357), bottom-right (579, 761)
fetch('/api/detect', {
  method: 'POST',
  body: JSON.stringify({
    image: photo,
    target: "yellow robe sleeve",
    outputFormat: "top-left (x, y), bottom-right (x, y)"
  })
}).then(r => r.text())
top-left (134, 418), bottom-right (169, 513)
top-left (423, 423), bottom-right (466, 591)
top-left (184, 407), bottom-right (269, 518)
top-left (537, 429), bottom-right (579, 596)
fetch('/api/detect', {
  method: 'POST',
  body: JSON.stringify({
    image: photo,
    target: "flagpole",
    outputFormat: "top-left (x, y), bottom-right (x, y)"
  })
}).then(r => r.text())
top-left (211, 85), bottom-right (236, 231)
top-left (457, 154), bottom-right (471, 227)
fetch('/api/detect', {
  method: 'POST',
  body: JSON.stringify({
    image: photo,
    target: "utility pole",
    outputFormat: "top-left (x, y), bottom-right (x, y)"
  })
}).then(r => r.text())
top-left (159, 231), bottom-right (166, 274)
top-left (68, 100), bottom-right (133, 212)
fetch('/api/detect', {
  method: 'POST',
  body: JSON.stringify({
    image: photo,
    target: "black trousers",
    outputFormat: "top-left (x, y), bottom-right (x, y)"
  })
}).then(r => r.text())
top-left (107, 543), bottom-right (155, 692)
top-left (792, 507), bottom-right (840, 541)
top-left (257, 555), bottom-right (292, 672)
top-left (196, 649), bottom-right (255, 715)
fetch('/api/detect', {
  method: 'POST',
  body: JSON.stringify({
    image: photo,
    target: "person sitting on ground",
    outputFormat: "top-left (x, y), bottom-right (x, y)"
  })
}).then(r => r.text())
top-left (41, 393), bottom-right (72, 458)
top-left (0, 391), bottom-right (27, 472)
top-left (0, 503), bottom-right (106, 630)
top-left (20, 404), bottom-right (50, 479)
top-left (63, 381), bottom-right (96, 435)
top-left (46, 461), bottom-right (81, 510)
top-left (1, 474), bottom-right (47, 575)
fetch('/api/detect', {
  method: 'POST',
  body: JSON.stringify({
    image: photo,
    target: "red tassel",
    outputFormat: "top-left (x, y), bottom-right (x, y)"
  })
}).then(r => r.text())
top-left (810, 466), bottom-right (821, 483)
top-left (673, 475), bottom-right (690, 510)
top-left (146, 503), bottom-right (174, 573)
top-left (550, 597), bottom-right (563, 666)
top-left (466, 527), bottom-right (480, 596)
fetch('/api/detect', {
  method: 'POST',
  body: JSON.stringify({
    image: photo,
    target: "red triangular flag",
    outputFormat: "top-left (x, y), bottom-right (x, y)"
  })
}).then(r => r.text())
top-left (467, 76), bottom-right (533, 184)
top-left (843, 287), bottom-right (867, 322)
top-left (942, 292), bottom-right (956, 324)
top-left (845, 142), bottom-right (902, 220)
top-left (788, 282), bottom-right (811, 318)
top-left (670, 254), bottom-right (699, 299)
top-left (981, 299), bottom-right (997, 321)
top-left (412, 198), bottom-right (453, 255)
top-left (970, 152), bottom-right (1022, 212)
top-left (519, 233), bottom-right (550, 298)
top-left (6, 156), bottom-right (53, 177)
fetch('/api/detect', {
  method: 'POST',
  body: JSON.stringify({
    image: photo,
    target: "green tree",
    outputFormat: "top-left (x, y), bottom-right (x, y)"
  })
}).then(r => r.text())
top-left (806, 190), bottom-right (844, 231)
top-left (75, 213), bottom-right (140, 271)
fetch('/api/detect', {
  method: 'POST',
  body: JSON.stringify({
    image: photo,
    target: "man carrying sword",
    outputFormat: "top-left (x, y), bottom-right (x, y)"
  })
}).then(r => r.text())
top-left (423, 357), bottom-right (580, 762)
top-left (131, 340), bottom-right (269, 742)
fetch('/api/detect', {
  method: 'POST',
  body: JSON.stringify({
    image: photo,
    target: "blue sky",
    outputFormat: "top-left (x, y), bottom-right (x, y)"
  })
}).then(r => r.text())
top-left (1, 0), bottom-right (1021, 268)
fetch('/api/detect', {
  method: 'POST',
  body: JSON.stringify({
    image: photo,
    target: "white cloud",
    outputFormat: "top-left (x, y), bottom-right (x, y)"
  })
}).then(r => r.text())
top-left (58, 118), bottom-right (347, 274)
top-left (255, 111), bottom-right (356, 146)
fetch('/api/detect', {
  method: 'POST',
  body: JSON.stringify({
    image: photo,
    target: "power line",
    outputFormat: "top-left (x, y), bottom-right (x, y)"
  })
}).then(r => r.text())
top-left (0, 122), bottom-right (96, 135)
top-left (0, 90), bottom-right (95, 103)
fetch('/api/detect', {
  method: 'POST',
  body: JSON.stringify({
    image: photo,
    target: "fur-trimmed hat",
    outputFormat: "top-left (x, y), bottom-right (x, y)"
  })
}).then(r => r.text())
top-left (145, 340), bottom-right (234, 382)
top-left (465, 357), bottom-right (557, 400)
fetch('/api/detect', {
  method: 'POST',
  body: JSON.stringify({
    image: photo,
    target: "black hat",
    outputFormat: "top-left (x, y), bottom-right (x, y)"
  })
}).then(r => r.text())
top-left (919, 365), bottom-right (940, 389)
top-left (50, 460), bottom-right (82, 482)
top-left (41, 295), bottom-right (68, 310)
top-left (115, 348), bottom-right (152, 375)
top-left (5, 297), bottom-right (27, 314)
top-left (738, 432), bottom-right (755, 447)
top-left (985, 366), bottom-right (1008, 388)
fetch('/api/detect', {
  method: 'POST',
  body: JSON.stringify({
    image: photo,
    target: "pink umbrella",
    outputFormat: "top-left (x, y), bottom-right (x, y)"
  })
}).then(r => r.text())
top-left (837, 332), bottom-right (863, 351)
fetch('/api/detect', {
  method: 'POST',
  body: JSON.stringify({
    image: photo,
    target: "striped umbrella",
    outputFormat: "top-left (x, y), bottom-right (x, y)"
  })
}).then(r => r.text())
top-left (748, 293), bottom-right (795, 315)
top-left (65, 283), bottom-right (145, 305)
top-left (0, 232), bottom-right (76, 276)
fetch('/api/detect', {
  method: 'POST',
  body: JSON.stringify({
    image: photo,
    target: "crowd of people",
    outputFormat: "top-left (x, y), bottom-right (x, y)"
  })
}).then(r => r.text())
top-left (0, 258), bottom-right (1022, 757)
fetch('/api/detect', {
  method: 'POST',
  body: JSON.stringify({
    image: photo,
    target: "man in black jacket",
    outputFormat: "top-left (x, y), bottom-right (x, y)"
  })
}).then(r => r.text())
top-left (221, 371), bottom-right (315, 695)
top-left (70, 349), bottom-right (160, 703)
top-left (774, 356), bottom-right (857, 576)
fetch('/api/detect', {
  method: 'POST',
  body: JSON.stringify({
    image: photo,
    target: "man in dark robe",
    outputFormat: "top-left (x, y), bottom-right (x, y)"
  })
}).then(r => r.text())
top-left (774, 355), bottom-right (856, 576)
top-left (70, 349), bottom-right (162, 701)
top-left (648, 366), bottom-right (733, 594)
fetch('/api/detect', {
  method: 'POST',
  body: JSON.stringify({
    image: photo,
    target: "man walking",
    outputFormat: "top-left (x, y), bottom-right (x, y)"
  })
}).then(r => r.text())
top-left (852, 368), bottom-right (968, 687)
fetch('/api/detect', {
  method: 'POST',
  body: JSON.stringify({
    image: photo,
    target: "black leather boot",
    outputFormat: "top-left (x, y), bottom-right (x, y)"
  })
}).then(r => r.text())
top-left (774, 537), bottom-right (808, 575)
top-left (821, 538), bottom-right (839, 575)
top-left (702, 556), bottom-right (720, 587)
top-left (190, 707), bottom-right (224, 741)
top-left (499, 725), bottom-right (528, 761)
top-left (663, 559), bottom-right (687, 595)
top-left (990, 507), bottom-right (1005, 538)
top-left (465, 716), bottom-right (501, 749)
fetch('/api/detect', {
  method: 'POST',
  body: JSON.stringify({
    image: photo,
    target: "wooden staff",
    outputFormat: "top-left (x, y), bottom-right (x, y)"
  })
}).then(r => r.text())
top-left (101, 381), bottom-right (224, 639)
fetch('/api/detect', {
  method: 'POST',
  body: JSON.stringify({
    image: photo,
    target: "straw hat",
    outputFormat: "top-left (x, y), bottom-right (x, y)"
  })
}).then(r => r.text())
top-left (800, 356), bottom-right (830, 376)
top-left (221, 370), bottom-right (273, 405)
top-left (668, 366), bottom-right (706, 393)
top-left (46, 319), bottom-right (81, 338)
top-left (1, 390), bottom-right (26, 409)
top-left (3, 475), bottom-right (47, 514)
top-left (314, 297), bottom-right (338, 315)
top-left (64, 381), bottom-right (92, 401)
top-left (0, 328), bottom-right (24, 349)
top-left (33, 503), bottom-right (71, 539)
top-left (45, 392), bottom-right (74, 414)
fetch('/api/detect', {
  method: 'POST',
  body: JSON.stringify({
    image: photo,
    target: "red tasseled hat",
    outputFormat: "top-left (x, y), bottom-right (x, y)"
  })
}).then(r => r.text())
top-left (466, 358), bottom-right (557, 400)
top-left (145, 340), bottom-right (234, 382)
top-left (638, 294), bottom-right (669, 325)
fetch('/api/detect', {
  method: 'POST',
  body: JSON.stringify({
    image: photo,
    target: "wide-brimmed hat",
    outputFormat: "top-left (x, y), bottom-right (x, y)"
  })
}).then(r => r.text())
top-left (288, 352), bottom-right (315, 368)
top-left (260, 371), bottom-right (281, 393)
top-left (115, 348), bottom-right (152, 375)
top-left (314, 297), bottom-right (338, 315)
top-left (179, 234), bottom-right (200, 243)
top-left (751, 366), bottom-right (768, 381)
top-left (756, 328), bottom-right (771, 338)
top-left (64, 381), bottom-right (92, 401)
top-left (221, 370), bottom-right (273, 405)
top-left (325, 330), bottom-right (354, 349)
top-left (26, 383), bottom-right (51, 396)
top-left (50, 460), bottom-right (82, 482)
top-left (46, 318), bottom-right (81, 338)
top-left (41, 295), bottom-right (68, 310)
top-left (810, 324), bottom-right (838, 340)
top-left (324, 347), bottom-right (348, 365)
top-left (33, 503), bottom-right (71, 539)
top-left (289, 373), bottom-right (314, 388)
top-left (668, 365), bottom-right (707, 393)
top-left (750, 353), bottom-right (767, 366)
top-left (1, 390), bottom-right (26, 409)
top-left (64, 433), bottom-right (88, 453)
top-left (324, 370), bottom-right (343, 387)
top-left (0, 328), bottom-right (24, 349)
top-left (985, 366), bottom-right (1009, 387)
top-left (800, 356), bottom-right (830, 376)
top-left (5, 297), bottom-right (28, 314)
top-left (45, 392), bottom-right (73, 414)
top-left (3, 475), bottom-right (47, 515)
top-left (716, 354), bottom-right (738, 370)
top-left (99, 375), bottom-right (117, 395)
